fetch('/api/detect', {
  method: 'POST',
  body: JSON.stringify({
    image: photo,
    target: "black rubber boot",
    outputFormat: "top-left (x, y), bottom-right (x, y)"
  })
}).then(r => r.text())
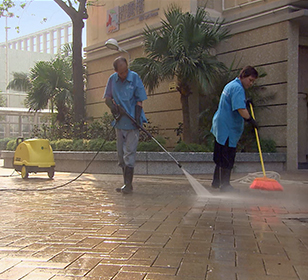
top-left (116, 166), bottom-right (134, 194)
top-left (211, 165), bottom-right (221, 189)
top-left (220, 168), bottom-right (238, 192)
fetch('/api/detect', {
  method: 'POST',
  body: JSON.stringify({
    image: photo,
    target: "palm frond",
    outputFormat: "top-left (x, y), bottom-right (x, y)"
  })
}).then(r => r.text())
top-left (130, 57), bottom-right (162, 94)
top-left (7, 72), bottom-right (31, 91)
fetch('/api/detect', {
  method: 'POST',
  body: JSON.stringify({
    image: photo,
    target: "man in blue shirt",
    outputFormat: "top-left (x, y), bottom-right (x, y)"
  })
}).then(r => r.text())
top-left (211, 66), bottom-right (258, 192)
top-left (104, 57), bottom-right (147, 194)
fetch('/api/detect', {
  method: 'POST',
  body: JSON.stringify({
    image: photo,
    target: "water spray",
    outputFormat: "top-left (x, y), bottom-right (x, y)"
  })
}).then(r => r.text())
top-left (120, 106), bottom-right (212, 197)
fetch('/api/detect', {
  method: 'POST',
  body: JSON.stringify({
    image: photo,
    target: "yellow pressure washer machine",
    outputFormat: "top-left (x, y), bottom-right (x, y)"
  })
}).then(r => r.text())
top-left (13, 138), bottom-right (55, 179)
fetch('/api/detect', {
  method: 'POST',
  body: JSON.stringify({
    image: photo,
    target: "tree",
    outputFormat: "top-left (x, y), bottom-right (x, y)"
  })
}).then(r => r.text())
top-left (130, 5), bottom-right (230, 144)
top-left (7, 72), bottom-right (31, 92)
top-left (53, 0), bottom-right (88, 125)
top-left (7, 50), bottom-right (73, 123)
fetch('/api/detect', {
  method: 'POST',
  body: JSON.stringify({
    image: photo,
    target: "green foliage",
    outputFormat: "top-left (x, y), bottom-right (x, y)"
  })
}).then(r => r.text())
top-left (87, 139), bottom-right (116, 151)
top-left (54, 139), bottom-right (73, 151)
top-left (137, 136), bottom-right (166, 152)
top-left (173, 141), bottom-right (210, 152)
top-left (238, 136), bottom-right (277, 153)
top-left (0, 92), bottom-right (6, 107)
top-left (0, 138), bottom-right (12, 150)
top-left (259, 139), bottom-right (277, 153)
top-left (71, 139), bottom-right (89, 151)
top-left (6, 139), bottom-right (17, 151)
top-left (138, 120), bottom-right (160, 142)
top-left (0, 0), bottom-right (15, 17)
top-left (7, 44), bottom-right (75, 125)
top-left (130, 5), bottom-right (230, 144)
top-left (131, 5), bottom-right (230, 94)
top-left (49, 138), bottom-right (116, 152)
top-left (31, 113), bottom-right (117, 141)
top-left (7, 72), bottom-right (31, 91)
top-left (86, 114), bottom-right (116, 140)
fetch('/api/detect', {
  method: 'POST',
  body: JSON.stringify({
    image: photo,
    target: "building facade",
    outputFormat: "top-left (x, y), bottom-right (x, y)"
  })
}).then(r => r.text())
top-left (85, 0), bottom-right (308, 170)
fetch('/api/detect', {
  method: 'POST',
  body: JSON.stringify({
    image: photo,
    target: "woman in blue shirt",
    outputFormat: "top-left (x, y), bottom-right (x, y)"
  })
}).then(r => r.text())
top-left (211, 66), bottom-right (259, 192)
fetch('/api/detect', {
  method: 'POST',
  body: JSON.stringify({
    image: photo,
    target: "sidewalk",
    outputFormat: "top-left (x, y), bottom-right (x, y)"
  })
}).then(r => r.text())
top-left (0, 162), bottom-right (307, 279)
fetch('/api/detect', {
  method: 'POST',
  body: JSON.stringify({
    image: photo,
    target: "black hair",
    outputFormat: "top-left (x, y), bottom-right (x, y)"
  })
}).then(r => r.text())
top-left (239, 66), bottom-right (258, 79)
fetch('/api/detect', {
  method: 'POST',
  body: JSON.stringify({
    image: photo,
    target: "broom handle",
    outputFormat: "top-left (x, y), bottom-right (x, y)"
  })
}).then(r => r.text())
top-left (249, 103), bottom-right (266, 177)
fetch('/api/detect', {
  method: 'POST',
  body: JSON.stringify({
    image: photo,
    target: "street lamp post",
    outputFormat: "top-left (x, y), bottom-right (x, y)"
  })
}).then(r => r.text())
top-left (105, 38), bottom-right (131, 62)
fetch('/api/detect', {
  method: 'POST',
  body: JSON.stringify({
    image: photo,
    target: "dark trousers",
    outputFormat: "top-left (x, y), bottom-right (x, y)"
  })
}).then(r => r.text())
top-left (212, 138), bottom-right (236, 188)
top-left (213, 138), bottom-right (236, 170)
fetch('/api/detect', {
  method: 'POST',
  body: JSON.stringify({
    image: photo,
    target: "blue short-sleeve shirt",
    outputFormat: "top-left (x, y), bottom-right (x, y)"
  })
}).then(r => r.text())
top-left (211, 78), bottom-right (246, 147)
top-left (104, 69), bottom-right (148, 130)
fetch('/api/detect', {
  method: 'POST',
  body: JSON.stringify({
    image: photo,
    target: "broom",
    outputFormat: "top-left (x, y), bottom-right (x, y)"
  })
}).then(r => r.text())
top-left (249, 103), bottom-right (283, 191)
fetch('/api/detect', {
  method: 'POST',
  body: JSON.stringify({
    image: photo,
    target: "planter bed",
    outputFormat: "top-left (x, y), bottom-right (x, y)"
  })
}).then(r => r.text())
top-left (1, 150), bottom-right (286, 175)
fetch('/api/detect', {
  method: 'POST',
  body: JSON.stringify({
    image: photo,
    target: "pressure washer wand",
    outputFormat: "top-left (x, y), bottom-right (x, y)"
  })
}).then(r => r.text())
top-left (119, 107), bottom-right (182, 169)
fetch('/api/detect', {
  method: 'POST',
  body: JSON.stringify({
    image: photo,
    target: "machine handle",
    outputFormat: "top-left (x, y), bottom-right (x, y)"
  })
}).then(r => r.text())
top-left (16, 137), bottom-right (24, 146)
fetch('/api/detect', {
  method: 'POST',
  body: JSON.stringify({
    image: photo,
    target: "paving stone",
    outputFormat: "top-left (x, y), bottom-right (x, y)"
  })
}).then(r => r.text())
top-left (177, 260), bottom-right (207, 278)
top-left (0, 168), bottom-right (307, 279)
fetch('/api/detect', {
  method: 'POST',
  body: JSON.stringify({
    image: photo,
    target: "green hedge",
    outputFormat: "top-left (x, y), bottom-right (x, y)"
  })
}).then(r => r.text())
top-left (3, 137), bottom-right (277, 153)
top-left (173, 142), bottom-right (210, 152)
top-left (0, 138), bottom-right (13, 150)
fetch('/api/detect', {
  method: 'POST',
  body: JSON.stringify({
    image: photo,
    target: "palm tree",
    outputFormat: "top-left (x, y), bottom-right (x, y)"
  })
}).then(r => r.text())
top-left (7, 52), bottom-right (73, 124)
top-left (6, 72), bottom-right (31, 92)
top-left (27, 56), bottom-right (73, 123)
top-left (130, 5), bottom-right (230, 143)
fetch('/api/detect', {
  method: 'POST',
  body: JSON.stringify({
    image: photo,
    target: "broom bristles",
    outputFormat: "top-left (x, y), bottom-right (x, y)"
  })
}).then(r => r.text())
top-left (250, 176), bottom-right (283, 191)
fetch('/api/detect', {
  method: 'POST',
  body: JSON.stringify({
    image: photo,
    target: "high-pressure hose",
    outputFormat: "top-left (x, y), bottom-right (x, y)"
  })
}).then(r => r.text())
top-left (118, 105), bottom-right (182, 169)
top-left (0, 105), bottom-right (182, 191)
top-left (0, 126), bottom-right (116, 192)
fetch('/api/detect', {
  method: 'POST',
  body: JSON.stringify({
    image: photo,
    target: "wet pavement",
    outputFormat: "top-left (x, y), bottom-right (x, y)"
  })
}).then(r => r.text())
top-left (0, 162), bottom-right (308, 280)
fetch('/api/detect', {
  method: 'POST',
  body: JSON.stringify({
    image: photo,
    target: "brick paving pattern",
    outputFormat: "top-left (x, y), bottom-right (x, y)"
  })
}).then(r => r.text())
top-left (0, 167), bottom-right (307, 279)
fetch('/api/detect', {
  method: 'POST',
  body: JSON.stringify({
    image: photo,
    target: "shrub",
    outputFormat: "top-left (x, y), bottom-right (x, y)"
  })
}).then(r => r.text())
top-left (137, 136), bottom-right (166, 151)
top-left (261, 139), bottom-right (277, 153)
top-left (6, 139), bottom-right (18, 151)
top-left (0, 138), bottom-right (13, 150)
top-left (87, 139), bottom-right (117, 151)
top-left (102, 140), bottom-right (117, 151)
top-left (72, 139), bottom-right (89, 151)
top-left (50, 140), bottom-right (57, 151)
top-left (55, 139), bottom-right (73, 151)
top-left (173, 141), bottom-right (209, 152)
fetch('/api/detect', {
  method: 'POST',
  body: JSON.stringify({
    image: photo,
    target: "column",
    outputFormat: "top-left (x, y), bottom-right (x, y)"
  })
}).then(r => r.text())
top-left (36, 34), bottom-right (41, 52)
top-left (34, 112), bottom-right (38, 125)
top-left (287, 21), bottom-right (299, 170)
top-left (57, 28), bottom-right (62, 53)
top-left (18, 40), bottom-right (22, 50)
top-left (23, 38), bottom-right (28, 51)
top-left (50, 30), bottom-right (54, 55)
top-left (64, 25), bottom-right (69, 44)
top-left (29, 37), bottom-right (34, 52)
top-left (43, 32), bottom-right (47, 53)
top-left (18, 115), bottom-right (22, 136)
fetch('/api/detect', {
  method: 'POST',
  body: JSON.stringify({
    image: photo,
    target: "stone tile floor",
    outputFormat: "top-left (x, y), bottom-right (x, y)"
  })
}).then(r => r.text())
top-left (0, 164), bottom-right (307, 280)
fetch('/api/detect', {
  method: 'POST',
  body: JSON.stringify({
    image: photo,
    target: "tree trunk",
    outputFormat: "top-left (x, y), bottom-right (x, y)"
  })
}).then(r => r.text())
top-left (72, 19), bottom-right (85, 124)
top-left (53, 0), bottom-right (87, 125)
top-left (181, 94), bottom-right (191, 143)
top-left (188, 83), bottom-right (200, 143)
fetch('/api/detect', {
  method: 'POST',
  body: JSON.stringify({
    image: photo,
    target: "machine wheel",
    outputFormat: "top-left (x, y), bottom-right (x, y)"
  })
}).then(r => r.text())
top-left (21, 166), bottom-right (28, 179)
top-left (48, 167), bottom-right (55, 179)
